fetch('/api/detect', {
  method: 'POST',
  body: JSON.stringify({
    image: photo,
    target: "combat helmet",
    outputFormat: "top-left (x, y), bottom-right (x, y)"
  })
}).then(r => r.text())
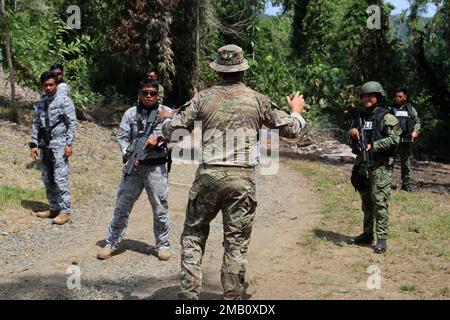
top-left (360, 81), bottom-right (386, 97)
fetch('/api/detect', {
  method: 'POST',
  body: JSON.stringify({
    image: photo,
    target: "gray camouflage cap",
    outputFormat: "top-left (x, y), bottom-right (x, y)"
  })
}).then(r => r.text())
top-left (209, 44), bottom-right (249, 73)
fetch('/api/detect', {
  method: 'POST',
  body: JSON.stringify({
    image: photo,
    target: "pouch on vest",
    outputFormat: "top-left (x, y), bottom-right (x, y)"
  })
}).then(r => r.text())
top-left (351, 164), bottom-right (370, 192)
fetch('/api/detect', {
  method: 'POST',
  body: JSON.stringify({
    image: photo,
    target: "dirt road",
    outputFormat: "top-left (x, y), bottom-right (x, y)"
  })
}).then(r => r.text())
top-left (0, 121), bottom-right (322, 299)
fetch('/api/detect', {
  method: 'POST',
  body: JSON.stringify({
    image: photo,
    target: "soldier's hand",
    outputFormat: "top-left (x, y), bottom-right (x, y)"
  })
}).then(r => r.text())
top-left (350, 128), bottom-right (360, 140)
top-left (157, 109), bottom-right (174, 123)
top-left (143, 135), bottom-right (158, 149)
top-left (411, 131), bottom-right (418, 141)
top-left (286, 91), bottom-right (305, 114)
top-left (366, 144), bottom-right (372, 152)
top-left (31, 148), bottom-right (39, 161)
top-left (64, 145), bottom-right (73, 158)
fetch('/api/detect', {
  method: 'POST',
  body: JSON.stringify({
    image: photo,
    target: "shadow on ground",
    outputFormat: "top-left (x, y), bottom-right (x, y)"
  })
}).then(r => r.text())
top-left (314, 228), bottom-right (351, 246)
top-left (96, 239), bottom-right (157, 257)
top-left (21, 200), bottom-right (48, 213)
top-left (0, 274), bottom-right (223, 300)
top-left (314, 228), bottom-right (375, 249)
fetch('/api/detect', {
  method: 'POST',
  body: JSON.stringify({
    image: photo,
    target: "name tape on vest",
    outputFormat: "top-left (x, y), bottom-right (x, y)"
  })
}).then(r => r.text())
top-left (363, 121), bottom-right (373, 130)
top-left (395, 111), bottom-right (409, 118)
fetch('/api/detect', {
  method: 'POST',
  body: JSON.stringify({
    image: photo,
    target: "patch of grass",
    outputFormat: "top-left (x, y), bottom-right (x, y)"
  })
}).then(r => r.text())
top-left (285, 157), bottom-right (450, 299)
top-left (286, 159), bottom-right (361, 234)
top-left (391, 192), bottom-right (434, 216)
top-left (0, 184), bottom-right (45, 209)
top-left (287, 158), bottom-right (450, 257)
top-left (400, 284), bottom-right (417, 292)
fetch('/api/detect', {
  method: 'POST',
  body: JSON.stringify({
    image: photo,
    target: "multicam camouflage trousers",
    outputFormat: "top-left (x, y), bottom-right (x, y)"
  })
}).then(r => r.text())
top-left (106, 163), bottom-right (170, 250)
top-left (40, 146), bottom-right (71, 213)
top-left (397, 142), bottom-right (413, 186)
top-left (179, 164), bottom-right (257, 300)
top-left (358, 164), bottom-right (394, 240)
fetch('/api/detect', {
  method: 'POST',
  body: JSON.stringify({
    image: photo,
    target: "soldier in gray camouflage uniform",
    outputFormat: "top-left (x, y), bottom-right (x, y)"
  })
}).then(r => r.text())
top-left (154, 44), bottom-right (307, 300)
top-left (145, 67), bottom-right (164, 105)
top-left (50, 64), bottom-right (70, 97)
top-left (97, 79), bottom-right (172, 261)
top-left (30, 71), bottom-right (77, 225)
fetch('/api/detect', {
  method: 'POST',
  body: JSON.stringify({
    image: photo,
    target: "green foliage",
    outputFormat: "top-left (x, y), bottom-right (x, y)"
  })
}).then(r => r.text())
top-left (400, 284), bottom-right (417, 292)
top-left (2, 0), bottom-right (449, 159)
top-left (0, 184), bottom-right (45, 209)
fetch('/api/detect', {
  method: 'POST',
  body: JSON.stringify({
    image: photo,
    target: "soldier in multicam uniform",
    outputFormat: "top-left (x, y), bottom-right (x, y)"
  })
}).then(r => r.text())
top-left (348, 81), bottom-right (401, 254)
top-left (154, 44), bottom-right (307, 300)
top-left (392, 88), bottom-right (421, 192)
top-left (30, 71), bottom-right (78, 225)
top-left (97, 79), bottom-right (172, 261)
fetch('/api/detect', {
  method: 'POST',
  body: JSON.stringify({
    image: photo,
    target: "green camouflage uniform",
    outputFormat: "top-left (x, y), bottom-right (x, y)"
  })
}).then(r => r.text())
top-left (352, 106), bottom-right (401, 240)
top-left (393, 103), bottom-right (420, 186)
top-left (162, 45), bottom-right (305, 300)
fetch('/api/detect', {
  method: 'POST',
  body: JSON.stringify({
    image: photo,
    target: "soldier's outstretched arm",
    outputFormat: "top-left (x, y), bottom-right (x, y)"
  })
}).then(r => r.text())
top-left (261, 92), bottom-right (306, 139)
top-left (161, 93), bottom-right (201, 141)
top-left (63, 97), bottom-right (77, 146)
top-left (372, 114), bottom-right (401, 153)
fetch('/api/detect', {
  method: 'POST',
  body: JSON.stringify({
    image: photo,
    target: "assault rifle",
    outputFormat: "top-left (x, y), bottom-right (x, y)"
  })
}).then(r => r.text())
top-left (123, 108), bottom-right (158, 177)
top-left (353, 112), bottom-right (373, 179)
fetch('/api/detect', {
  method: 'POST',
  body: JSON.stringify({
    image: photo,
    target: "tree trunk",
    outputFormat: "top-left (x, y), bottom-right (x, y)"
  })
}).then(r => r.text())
top-left (413, 32), bottom-right (450, 117)
top-left (291, 0), bottom-right (309, 58)
top-left (0, 0), bottom-right (17, 117)
top-left (195, 0), bottom-right (200, 88)
top-left (408, 1), bottom-right (450, 118)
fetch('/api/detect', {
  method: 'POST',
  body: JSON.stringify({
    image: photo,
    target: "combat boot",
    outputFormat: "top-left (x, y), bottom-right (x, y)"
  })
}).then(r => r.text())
top-left (36, 210), bottom-right (59, 219)
top-left (52, 212), bottom-right (70, 225)
top-left (97, 244), bottom-right (115, 260)
top-left (401, 184), bottom-right (413, 192)
top-left (157, 247), bottom-right (171, 261)
top-left (347, 232), bottom-right (374, 245)
top-left (374, 239), bottom-right (387, 254)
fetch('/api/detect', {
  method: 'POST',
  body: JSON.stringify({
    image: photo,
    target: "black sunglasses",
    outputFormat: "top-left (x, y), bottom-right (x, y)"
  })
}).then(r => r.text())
top-left (141, 90), bottom-right (158, 97)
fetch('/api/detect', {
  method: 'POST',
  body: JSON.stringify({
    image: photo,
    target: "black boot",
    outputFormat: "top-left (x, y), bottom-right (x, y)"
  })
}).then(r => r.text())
top-left (401, 184), bottom-right (413, 192)
top-left (374, 239), bottom-right (387, 254)
top-left (347, 233), bottom-right (374, 245)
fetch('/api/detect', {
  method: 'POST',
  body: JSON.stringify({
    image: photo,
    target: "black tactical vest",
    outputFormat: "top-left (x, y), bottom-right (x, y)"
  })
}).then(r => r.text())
top-left (393, 103), bottom-right (414, 137)
top-left (361, 106), bottom-right (396, 156)
top-left (136, 104), bottom-right (168, 162)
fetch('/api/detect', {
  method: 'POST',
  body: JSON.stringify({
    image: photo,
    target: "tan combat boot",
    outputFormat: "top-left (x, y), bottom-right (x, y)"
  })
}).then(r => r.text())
top-left (97, 244), bottom-right (115, 260)
top-left (157, 247), bottom-right (171, 261)
top-left (36, 210), bottom-right (59, 219)
top-left (52, 212), bottom-right (70, 225)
